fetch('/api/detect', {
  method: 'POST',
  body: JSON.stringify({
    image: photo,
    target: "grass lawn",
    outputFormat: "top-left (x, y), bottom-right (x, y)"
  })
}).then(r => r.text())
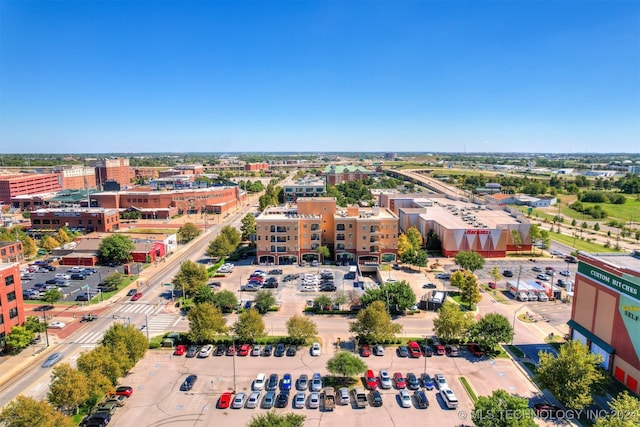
top-left (92, 275), bottom-right (139, 301)
top-left (459, 376), bottom-right (478, 403)
top-left (561, 197), bottom-right (640, 223)
top-left (548, 230), bottom-right (621, 253)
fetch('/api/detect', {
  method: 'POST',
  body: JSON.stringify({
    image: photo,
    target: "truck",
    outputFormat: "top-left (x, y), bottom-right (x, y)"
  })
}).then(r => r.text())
top-left (321, 387), bottom-right (335, 411)
top-left (352, 386), bottom-right (368, 408)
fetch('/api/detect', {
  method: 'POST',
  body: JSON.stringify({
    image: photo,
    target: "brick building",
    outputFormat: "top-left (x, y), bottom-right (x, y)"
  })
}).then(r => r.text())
top-left (90, 158), bottom-right (134, 189)
top-left (30, 208), bottom-right (121, 233)
top-left (0, 173), bottom-right (61, 204)
top-left (283, 178), bottom-right (326, 203)
top-left (256, 198), bottom-right (398, 266)
top-left (53, 165), bottom-right (97, 190)
top-left (158, 165), bottom-right (204, 178)
top-left (0, 263), bottom-right (25, 348)
top-left (92, 186), bottom-right (242, 219)
top-left (324, 165), bottom-right (373, 186)
top-left (245, 163), bottom-right (269, 172)
top-left (0, 241), bottom-right (24, 264)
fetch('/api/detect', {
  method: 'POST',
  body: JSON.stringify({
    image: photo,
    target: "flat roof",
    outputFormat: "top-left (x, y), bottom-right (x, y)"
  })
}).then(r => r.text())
top-left (580, 252), bottom-right (640, 274)
top-left (410, 199), bottom-right (521, 229)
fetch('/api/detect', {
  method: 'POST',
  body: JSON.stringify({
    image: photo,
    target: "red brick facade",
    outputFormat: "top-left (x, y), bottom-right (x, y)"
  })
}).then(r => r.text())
top-left (0, 263), bottom-right (25, 343)
top-left (0, 173), bottom-right (61, 204)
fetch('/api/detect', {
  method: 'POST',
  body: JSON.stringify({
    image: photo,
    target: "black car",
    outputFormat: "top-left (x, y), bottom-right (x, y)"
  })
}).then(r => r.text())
top-left (422, 345), bottom-right (433, 357)
top-left (266, 374), bottom-right (279, 391)
top-left (80, 413), bottom-right (110, 427)
top-left (407, 373), bottom-right (420, 390)
top-left (75, 293), bottom-right (89, 301)
top-left (268, 269), bottom-right (283, 275)
top-left (502, 270), bottom-right (514, 277)
top-left (186, 345), bottom-right (199, 358)
top-left (215, 344), bottom-right (226, 356)
top-left (263, 278), bottom-right (279, 288)
top-left (262, 344), bottom-right (273, 356)
top-left (320, 284), bottom-right (337, 292)
top-left (71, 273), bottom-right (86, 280)
top-left (46, 265), bottom-right (57, 271)
top-left (286, 345), bottom-right (297, 357)
top-left (275, 391), bottom-right (289, 408)
top-left (126, 289), bottom-right (137, 297)
top-left (45, 278), bottom-right (59, 285)
top-left (370, 389), bottom-right (383, 407)
top-left (274, 343), bottom-right (286, 357)
top-left (180, 374), bottom-right (198, 391)
top-left (414, 390), bottom-right (429, 408)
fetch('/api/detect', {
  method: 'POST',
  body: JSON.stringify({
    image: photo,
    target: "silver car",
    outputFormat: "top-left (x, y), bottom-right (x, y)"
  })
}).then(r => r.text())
top-left (338, 387), bottom-right (350, 405)
top-left (231, 392), bottom-right (246, 409)
top-left (246, 391), bottom-right (261, 409)
top-left (308, 392), bottom-right (320, 409)
top-left (379, 370), bottom-right (392, 389)
top-left (294, 392), bottom-right (306, 409)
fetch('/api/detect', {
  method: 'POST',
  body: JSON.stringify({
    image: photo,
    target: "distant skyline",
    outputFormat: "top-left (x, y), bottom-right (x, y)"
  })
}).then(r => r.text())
top-left (1, 0), bottom-right (638, 154)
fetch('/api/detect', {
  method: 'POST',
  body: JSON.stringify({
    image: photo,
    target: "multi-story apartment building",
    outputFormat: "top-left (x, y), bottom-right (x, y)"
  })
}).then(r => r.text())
top-left (90, 158), bottom-right (134, 189)
top-left (245, 163), bottom-right (269, 171)
top-left (158, 164), bottom-right (204, 178)
top-left (324, 165), bottom-right (373, 186)
top-left (0, 263), bottom-right (25, 348)
top-left (283, 178), bottom-right (326, 203)
top-left (0, 173), bottom-right (61, 204)
top-left (256, 198), bottom-right (398, 265)
top-left (0, 242), bottom-right (24, 264)
top-left (30, 208), bottom-right (120, 233)
top-left (53, 165), bottom-right (97, 190)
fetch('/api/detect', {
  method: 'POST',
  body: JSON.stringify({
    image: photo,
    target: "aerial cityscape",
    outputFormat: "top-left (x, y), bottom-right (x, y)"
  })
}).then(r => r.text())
top-left (0, 1), bottom-right (639, 427)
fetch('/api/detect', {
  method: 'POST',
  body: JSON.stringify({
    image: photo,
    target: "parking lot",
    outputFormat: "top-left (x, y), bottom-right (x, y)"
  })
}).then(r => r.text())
top-left (21, 262), bottom-right (130, 303)
top-left (105, 341), bottom-right (544, 427)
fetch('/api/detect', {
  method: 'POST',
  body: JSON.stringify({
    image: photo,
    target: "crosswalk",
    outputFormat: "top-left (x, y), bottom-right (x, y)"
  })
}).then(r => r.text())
top-left (70, 312), bottom-right (181, 345)
top-left (114, 303), bottom-right (163, 315)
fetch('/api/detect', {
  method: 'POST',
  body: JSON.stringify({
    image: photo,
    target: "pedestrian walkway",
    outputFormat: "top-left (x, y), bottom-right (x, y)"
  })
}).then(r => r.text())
top-left (146, 313), bottom-right (180, 336)
top-left (113, 303), bottom-right (163, 315)
top-left (69, 330), bottom-right (105, 347)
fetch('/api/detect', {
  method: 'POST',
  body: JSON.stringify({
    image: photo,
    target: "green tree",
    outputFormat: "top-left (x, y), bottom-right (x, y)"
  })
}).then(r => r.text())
top-left (286, 315), bottom-right (318, 341)
top-left (41, 289), bottom-right (62, 305)
top-left (454, 251), bottom-right (485, 272)
top-left (84, 370), bottom-right (113, 406)
top-left (313, 295), bottom-right (333, 310)
top-left (333, 291), bottom-right (348, 308)
top-left (594, 391), bottom-right (640, 427)
top-left (97, 234), bottom-right (134, 264)
top-left (432, 301), bottom-right (475, 342)
top-left (76, 345), bottom-right (130, 385)
top-left (173, 260), bottom-right (209, 297)
top-left (206, 234), bottom-right (236, 259)
top-left (4, 326), bottom-right (34, 352)
top-left (326, 351), bottom-right (368, 378)
top-left (316, 245), bottom-right (330, 263)
top-left (211, 289), bottom-right (238, 313)
top-left (410, 249), bottom-right (429, 270)
top-left (535, 340), bottom-right (606, 409)
top-left (54, 228), bottom-right (72, 245)
top-left (468, 313), bottom-right (514, 352)
top-left (248, 411), bottom-right (306, 427)
top-left (510, 229), bottom-right (522, 254)
top-left (349, 301), bottom-right (402, 343)
top-left (192, 285), bottom-right (216, 305)
top-left (360, 281), bottom-right (416, 313)
top-left (232, 309), bottom-right (266, 342)
top-left (450, 270), bottom-right (482, 309)
top-left (220, 225), bottom-right (242, 247)
top-left (405, 226), bottom-right (423, 249)
top-left (177, 222), bottom-right (200, 243)
top-left (24, 316), bottom-right (45, 334)
top-left (472, 389), bottom-right (536, 427)
top-left (529, 224), bottom-right (541, 255)
top-left (0, 395), bottom-right (75, 427)
top-left (490, 267), bottom-right (502, 285)
top-left (47, 363), bottom-right (89, 414)
top-left (253, 290), bottom-right (276, 314)
top-left (187, 303), bottom-right (227, 343)
top-left (240, 214), bottom-right (257, 241)
top-left (100, 271), bottom-right (124, 292)
top-left (100, 323), bottom-right (148, 365)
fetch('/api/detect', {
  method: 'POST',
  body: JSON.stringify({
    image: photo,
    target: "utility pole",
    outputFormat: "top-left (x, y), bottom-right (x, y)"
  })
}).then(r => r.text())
top-left (511, 265), bottom-right (524, 345)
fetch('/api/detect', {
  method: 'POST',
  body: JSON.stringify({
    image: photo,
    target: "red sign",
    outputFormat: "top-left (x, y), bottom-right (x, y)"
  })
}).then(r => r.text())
top-left (465, 229), bottom-right (490, 235)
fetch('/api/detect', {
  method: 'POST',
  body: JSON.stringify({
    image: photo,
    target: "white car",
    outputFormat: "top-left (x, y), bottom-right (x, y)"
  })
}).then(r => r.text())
top-left (379, 370), bottom-right (393, 389)
top-left (231, 392), bottom-right (246, 409)
top-left (253, 373), bottom-right (266, 391)
top-left (434, 374), bottom-right (448, 390)
top-left (246, 391), bottom-right (261, 409)
top-left (399, 389), bottom-right (412, 408)
top-left (294, 392), bottom-right (306, 409)
top-left (198, 344), bottom-right (213, 358)
top-left (47, 321), bottom-right (66, 329)
top-left (310, 342), bottom-right (321, 356)
top-left (55, 274), bottom-right (71, 280)
top-left (308, 392), bottom-right (320, 409)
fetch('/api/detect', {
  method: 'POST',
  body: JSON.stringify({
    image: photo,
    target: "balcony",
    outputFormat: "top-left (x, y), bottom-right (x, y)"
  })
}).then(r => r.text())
top-left (270, 246), bottom-right (287, 253)
top-left (369, 237), bottom-right (381, 243)
top-left (270, 226), bottom-right (288, 233)
top-left (270, 236), bottom-right (287, 243)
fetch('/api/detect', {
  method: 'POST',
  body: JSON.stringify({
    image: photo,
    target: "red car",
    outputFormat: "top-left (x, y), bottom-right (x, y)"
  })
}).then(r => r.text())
top-left (393, 372), bottom-right (406, 389)
top-left (218, 392), bottom-right (233, 409)
top-left (174, 345), bottom-right (187, 356)
top-left (113, 386), bottom-right (133, 397)
top-left (226, 345), bottom-right (237, 356)
top-left (130, 292), bottom-right (143, 301)
top-left (365, 369), bottom-right (378, 390)
top-left (488, 281), bottom-right (497, 289)
top-left (360, 345), bottom-right (371, 357)
top-left (238, 343), bottom-right (251, 356)
top-left (468, 343), bottom-right (484, 357)
top-left (435, 344), bottom-right (446, 355)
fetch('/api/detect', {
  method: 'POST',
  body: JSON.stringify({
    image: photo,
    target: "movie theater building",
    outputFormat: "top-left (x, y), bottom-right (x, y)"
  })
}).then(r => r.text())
top-left (569, 252), bottom-right (640, 394)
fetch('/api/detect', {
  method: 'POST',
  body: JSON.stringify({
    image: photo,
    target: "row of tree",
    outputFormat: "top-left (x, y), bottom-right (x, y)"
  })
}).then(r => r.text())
top-left (0, 323), bottom-right (147, 426)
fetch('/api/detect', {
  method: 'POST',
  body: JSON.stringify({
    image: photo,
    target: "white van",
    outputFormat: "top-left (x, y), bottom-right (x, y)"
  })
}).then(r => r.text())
top-left (440, 388), bottom-right (459, 409)
top-left (537, 293), bottom-right (549, 302)
top-left (517, 292), bottom-right (529, 302)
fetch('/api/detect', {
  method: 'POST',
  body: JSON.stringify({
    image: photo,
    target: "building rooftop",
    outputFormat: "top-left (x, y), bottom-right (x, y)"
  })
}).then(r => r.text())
top-left (580, 252), bottom-right (640, 275)
top-left (324, 165), bottom-right (370, 174)
top-left (409, 198), bottom-right (522, 229)
top-left (33, 207), bottom-right (118, 214)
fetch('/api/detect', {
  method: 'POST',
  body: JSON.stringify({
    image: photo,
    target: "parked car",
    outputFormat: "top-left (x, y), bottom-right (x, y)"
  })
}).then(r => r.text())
top-left (393, 372), bottom-right (406, 389)
top-left (262, 391), bottom-right (276, 409)
top-left (214, 344), bottom-right (226, 356)
top-left (113, 386), bottom-right (134, 397)
top-left (275, 391), bottom-right (289, 408)
top-left (296, 374), bottom-right (309, 391)
top-left (251, 344), bottom-right (261, 356)
top-left (533, 402), bottom-right (564, 419)
top-left (373, 344), bottom-right (385, 356)
top-left (414, 390), bottom-right (429, 409)
top-left (198, 344), bottom-right (213, 358)
top-left (406, 373), bottom-right (420, 390)
top-left (379, 370), bottom-right (392, 389)
top-left (421, 373), bottom-right (435, 390)
top-left (70, 273), bottom-right (86, 280)
top-left (468, 343), bottom-right (484, 357)
top-left (281, 374), bottom-right (292, 391)
top-left (560, 270), bottom-right (571, 277)
top-left (310, 373), bottom-right (322, 392)
top-left (445, 344), bottom-right (460, 357)
top-left (174, 345), bottom-right (187, 356)
top-left (231, 392), bottom-right (246, 409)
top-left (399, 389), bottom-right (412, 408)
top-left (397, 346), bottom-right (409, 358)
top-left (266, 374), bottom-right (278, 391)
top-left (186, 345), bottom-right (199, 358)
top-left (253, 373), bottom-right (266, 391)
top-left (262, 344), bottom-right (273, 356)
top-left (274, 343), bottom-right (286, 357)
top-left (293, 392), bottom-right (306, 409)
top-left (536, 274), bottom-right (550, 281)
top-left (338, 387), bottom-right (350, 405)
top-left (434, 374), bottom-right (448, 390)
top-left (246, 391), bottom-right (261, 409)
top-left (365, 369), bottom-right (378, 390)
top-left (238, 343), bottom-right (251, 356)
top-left (226, 345), bottom-right (237, 356)
top-left (370, 389), bottom-right (383, 407)
top-left (310, 342), bottom-right (321, 356)
top-left (180, 375), bottom-right (198, 391)
top-left (502, 270), bottom-right (514, 277)
top-left (218, 392), bottom-right (232, 409)
top-left (308, 392), bottom-right (320, 409)
top-left (286, 345), bottom-right (297, 357)
top-left (532, 266), bottom-right (542, 272)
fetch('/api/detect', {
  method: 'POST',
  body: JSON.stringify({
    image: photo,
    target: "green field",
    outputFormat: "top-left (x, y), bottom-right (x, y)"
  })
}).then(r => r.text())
top-left (549, 231), bottom-right (620, 253)
top-left (560, 197), bottom-right (640, 224)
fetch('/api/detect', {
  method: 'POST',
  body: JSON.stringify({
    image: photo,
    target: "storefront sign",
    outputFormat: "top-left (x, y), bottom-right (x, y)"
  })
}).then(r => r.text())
top-left (579, 263), bottom-right (639, 300)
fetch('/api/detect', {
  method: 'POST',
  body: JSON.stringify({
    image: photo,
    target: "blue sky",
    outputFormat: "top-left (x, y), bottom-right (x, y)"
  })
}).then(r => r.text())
top-left (1, 0), bottom-right (638, 154)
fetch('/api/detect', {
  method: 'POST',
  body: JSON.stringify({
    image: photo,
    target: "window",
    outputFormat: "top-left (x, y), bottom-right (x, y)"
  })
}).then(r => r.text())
top-left (349, 224), bottom-right (353, 228)
top-left (336, 243), bottom-right (345, 250)
top-left (6, 291), bottom-right (15, 302)
top-left (0, 314), bottom-right (3, 325)
top-left (363, 236), bottom-right (366, 240)
top-left (8, 307), bottom-right (18, 319)
top-left (5, 275), bottom-right (14, 286)
top-left (337, 224), bottom-right (345, 231)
